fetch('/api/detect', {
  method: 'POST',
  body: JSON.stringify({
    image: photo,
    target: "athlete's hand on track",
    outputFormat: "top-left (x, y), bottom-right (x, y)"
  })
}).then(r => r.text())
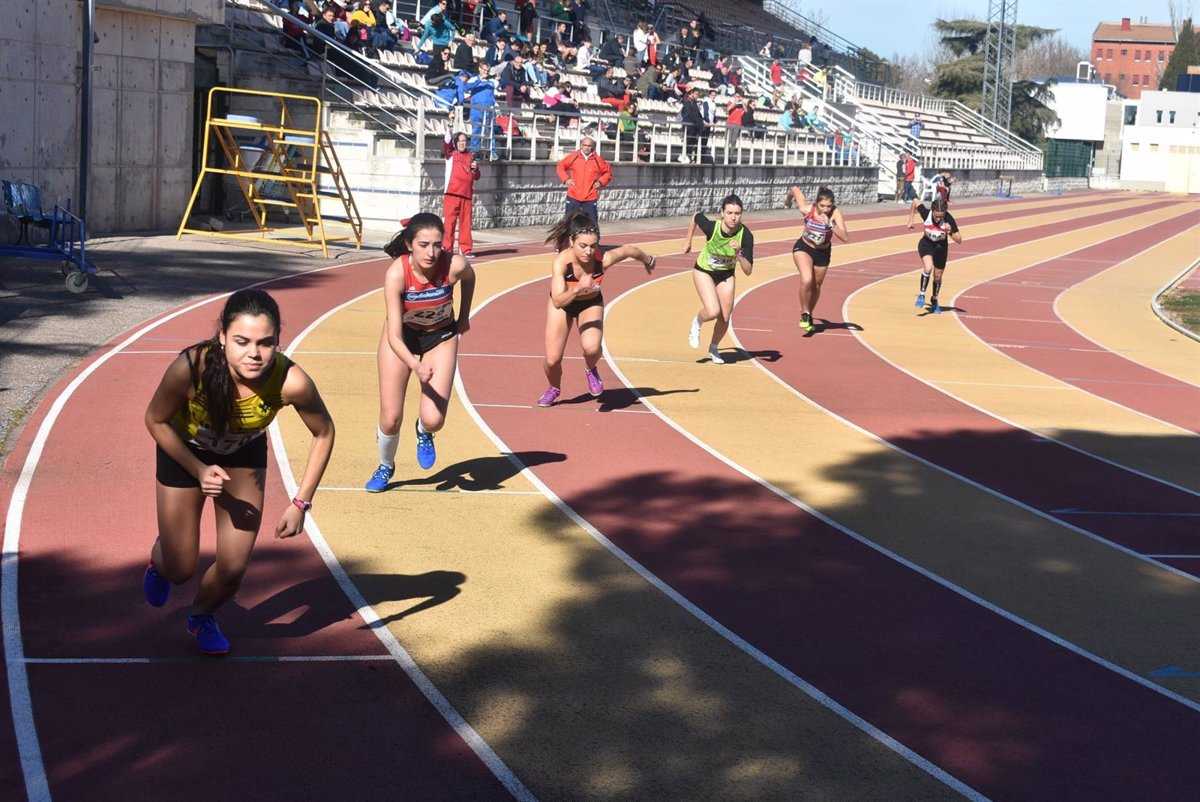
top-left (907, 222), bottom-right (915, 230)
top-left (457, 317), bottom-right (471, 335)
top-left (198, 465), bottom-right (230, 497)
top-left (275, 505), bottom-right (305, 539)
top-left (416, 361), bottom-right (436, 383)
top-left (681, 241), bottom-right (692, 254)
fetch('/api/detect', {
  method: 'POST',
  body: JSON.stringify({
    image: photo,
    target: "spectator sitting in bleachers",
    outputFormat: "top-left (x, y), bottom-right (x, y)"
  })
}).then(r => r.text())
top-left (499, 53), bottom-right (533, 107)
top-left (598, 34), bottom-right (624, 67)
top-left (486, 33), bottom-right (512, 65)
top-left (348, 1), bottom-right (374, 30)
top-left (598, 67), bottom-right (631, 111)
top-left (313, 5), bottom-right (341, 50)
top-left (742, 97), bottom-right (762, 137)
top-left (637, 62), bottom-right (664, 100)
top-left (662, 66), bottom-right (684, 99)
top-left (539, 76), bottom-right (580, 125)
top-left (426, 45), bottom-right (457, 87)
top-left (454, 32), bottom-right (477, 71)
top-left (418, 12), bottom-right (458, 54)
top-left (346, 17), bottom-right (371, 51)
top-left (327, 0), bottom-right (350, 40)
top-left (369, 1), bottom-right (400, 51)
top-left (484, 9), bottom-right (513, 43)
top-left (778, 100), bottom-right (806, 131)
top-left (524, 45), bottom-right (553, 86)
top-left (551, 22), bottom-right (576, 63)
top-left (575, 36), bottom-right (594, 72)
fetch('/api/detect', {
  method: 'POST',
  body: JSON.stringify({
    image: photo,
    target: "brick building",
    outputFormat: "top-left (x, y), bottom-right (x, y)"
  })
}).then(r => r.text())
top-left (1091, 18), bottom-right (1176, 99)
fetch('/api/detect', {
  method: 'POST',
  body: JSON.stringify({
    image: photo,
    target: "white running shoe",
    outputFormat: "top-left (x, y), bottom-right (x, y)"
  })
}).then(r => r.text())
top-left (708, 346), bottom-right (725, 364)
top-left (688, 316), bottom-right (701, 349)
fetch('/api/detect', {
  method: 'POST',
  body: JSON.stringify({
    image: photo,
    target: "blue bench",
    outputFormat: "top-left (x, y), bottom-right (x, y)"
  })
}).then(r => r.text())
top-left (2, 180), bottom-right (96, 293)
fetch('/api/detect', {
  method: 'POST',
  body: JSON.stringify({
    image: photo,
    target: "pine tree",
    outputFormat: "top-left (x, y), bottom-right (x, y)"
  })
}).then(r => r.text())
top-left (1159, 19), bottom-right (1197, 90)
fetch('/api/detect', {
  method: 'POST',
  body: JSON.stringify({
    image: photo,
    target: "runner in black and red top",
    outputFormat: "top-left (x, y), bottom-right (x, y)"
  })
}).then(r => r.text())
top-left (906, 197), bottom-right (962, 314)
top-left (366, 214), bottom-right (476, 492)
top-left (537, 213), bottom-right (656, 407)
top-left (786, 185), bottom-right (849, 333)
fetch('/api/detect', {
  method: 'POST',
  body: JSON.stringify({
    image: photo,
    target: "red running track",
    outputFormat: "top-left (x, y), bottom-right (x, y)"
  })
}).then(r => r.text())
top-left (457, 235), bottom-right (1200, 800)
top-left (734, 204), bottom-right (1200, 568)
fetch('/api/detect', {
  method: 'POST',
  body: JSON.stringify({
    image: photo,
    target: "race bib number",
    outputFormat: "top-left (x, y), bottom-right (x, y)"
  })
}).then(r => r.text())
top-left (708, 253), bottom-right (735, 268)
top-left (403, 305), bottom-right (453, 328)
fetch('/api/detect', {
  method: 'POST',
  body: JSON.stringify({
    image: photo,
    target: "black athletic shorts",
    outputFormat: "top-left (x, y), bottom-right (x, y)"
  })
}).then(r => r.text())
top-left (562, 291), bottom-right (604, 318)
top-left (792, 240), bottom-right (832, 268)
top-left (693, 264), bottom-right (736, 285)
top-left (156, 436), bottom-right (268, 488)
top-left (402, 321), bottom-right (458, 356)
top-left (918, 237), bottom-right (949, 270)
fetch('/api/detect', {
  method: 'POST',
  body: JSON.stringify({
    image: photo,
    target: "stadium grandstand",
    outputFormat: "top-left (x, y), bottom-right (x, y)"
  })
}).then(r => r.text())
top-left (195, 0), bottom-right (1044, 229)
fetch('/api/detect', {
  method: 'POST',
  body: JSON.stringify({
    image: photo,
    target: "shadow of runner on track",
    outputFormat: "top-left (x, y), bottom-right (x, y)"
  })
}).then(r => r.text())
top-left (386, 450), bottom-right (566, 492)
top-left (705, 348), bottom-right (783, 364)
top-left (232, 570), bottom-right (469, 636)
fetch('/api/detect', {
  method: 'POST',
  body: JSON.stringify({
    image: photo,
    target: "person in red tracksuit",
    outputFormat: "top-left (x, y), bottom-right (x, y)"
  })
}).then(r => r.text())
top-left (555, 135), bottom-right (612, 227)
top-left (441, 130), bottom-right (480, 256)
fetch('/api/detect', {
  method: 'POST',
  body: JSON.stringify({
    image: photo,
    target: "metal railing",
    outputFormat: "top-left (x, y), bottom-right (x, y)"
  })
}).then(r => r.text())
top-left (444, 101), bottom-right (869, 168)
top-left (853, 82), bottom-right (950, 115)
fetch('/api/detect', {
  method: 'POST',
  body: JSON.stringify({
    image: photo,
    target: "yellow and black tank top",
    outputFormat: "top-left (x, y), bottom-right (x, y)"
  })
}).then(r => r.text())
top-left (694, 213), bottom-right (754, 272)
top-left (171, 350), bottom-right (292, 454)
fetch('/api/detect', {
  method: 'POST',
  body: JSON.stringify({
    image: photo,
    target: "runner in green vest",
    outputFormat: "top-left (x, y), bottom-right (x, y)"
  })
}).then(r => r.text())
top-left (681, 194), bottom-right (755, 364)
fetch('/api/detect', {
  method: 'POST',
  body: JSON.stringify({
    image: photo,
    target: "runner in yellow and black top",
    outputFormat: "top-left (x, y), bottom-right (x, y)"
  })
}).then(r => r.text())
top-left (682, 194), bottom-right (755, 364)
top-left (143, 289), bottom-right (335, 655)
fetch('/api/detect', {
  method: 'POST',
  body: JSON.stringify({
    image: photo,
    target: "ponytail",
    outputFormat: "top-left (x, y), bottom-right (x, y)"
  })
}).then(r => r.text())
top-left (184, 289), bottom-right (282, 437)
top-left (385, 213), bottom-right (445, 258)
top-left (544, 212), bottom-right (600, 252)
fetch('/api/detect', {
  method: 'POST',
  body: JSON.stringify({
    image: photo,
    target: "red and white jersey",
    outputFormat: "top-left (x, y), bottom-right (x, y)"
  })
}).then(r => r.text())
top-left (914, 205), bottom-right (959, 243)
top-left (400, 252), bottom-right (455, 330)
top-left (801, 206), bottom-right (834, 249)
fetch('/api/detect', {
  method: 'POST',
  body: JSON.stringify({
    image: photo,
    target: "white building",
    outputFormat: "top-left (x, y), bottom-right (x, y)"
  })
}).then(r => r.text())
top-left (1120, 90), bottom-right (1200, 192)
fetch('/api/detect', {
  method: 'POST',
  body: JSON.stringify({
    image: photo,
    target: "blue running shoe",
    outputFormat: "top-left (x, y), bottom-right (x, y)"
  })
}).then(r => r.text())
top-left (914, 292), bottom-right (925, 308)
top-left (415, 422), bottom-right (436, 470)
top-left (364, 463), bottom-right (394, 493)
top-left (143, 563), bottom-right (170, 608)
top-left (186, 614), bottom-right (230, 656)
top-left (930, 301), bottom-right (942, 314)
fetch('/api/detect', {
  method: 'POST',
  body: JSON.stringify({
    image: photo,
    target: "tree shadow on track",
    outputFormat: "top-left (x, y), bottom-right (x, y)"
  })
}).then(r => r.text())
top-left (387, 450), bottom-right (566, 492)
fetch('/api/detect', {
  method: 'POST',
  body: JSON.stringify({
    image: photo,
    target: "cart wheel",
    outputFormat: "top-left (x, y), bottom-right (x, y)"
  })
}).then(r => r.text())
top-left (65, 270), bottom-right (89, 294)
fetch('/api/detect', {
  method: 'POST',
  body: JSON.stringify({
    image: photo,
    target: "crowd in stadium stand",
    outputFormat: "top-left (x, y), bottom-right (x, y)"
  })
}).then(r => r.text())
top-left (278, 0), bottom-right (842, 162)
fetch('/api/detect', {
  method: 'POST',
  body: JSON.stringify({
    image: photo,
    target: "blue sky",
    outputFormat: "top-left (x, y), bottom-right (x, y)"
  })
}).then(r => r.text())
top-left (825, 0), bottom-right (1184, 59)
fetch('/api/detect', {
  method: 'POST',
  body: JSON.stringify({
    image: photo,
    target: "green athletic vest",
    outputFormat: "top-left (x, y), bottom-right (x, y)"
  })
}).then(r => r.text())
top-left (696, 220), bottom-right (746, 273)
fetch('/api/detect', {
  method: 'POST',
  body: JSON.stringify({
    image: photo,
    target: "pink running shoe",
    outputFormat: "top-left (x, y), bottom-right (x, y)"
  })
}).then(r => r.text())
top-left (585, 367), bottom-right (604, 397)
top-left (537, 386), bottom-right (561, 407)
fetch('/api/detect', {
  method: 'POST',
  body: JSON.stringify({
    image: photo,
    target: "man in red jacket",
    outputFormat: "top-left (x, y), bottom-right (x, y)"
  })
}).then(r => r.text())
top-left (442, 130), bottom-right (481, 255)
top-left (555, 135), bottom-right (612, 225)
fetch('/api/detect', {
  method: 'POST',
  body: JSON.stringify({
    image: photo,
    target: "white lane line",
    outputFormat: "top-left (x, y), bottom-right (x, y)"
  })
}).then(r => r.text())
top-left (936, 381), bottom-right (1069, 390)
top-left (316, 486), bottom-right (544, 495)
top-left (2, 255), bottom-right (386, 802)
top-left (1146, 555), bottom-right (1200, 559)
top-left (114, 350), bottom-right (180, 355)
top-left (270, 286), bottom-right (538, 802)
top-left (596, 273), bottom-right (990, 801)
top-left (1050, 508), bottom-right (1200, 518)
top-left (25, 655), bottom-right (397, 665)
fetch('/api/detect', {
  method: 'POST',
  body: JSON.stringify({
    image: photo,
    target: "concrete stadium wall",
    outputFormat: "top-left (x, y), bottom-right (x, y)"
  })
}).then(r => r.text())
top-left (0, 0), bottom-right (223, 234)
top-left (936, 168), bottom-right (1044, 200)
top-left (419, 161), bottom-right (881, 229)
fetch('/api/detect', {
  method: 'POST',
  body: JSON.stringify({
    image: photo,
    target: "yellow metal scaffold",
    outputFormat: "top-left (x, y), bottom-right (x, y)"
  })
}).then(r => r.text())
top-left (177, 86), bottom-right (363, 257)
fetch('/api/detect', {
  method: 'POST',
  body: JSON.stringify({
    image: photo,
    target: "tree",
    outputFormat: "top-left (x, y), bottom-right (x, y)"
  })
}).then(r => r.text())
top-left (1160, 18), bottom-right (1197, 90)
top-left (1015, 35), bottom-right (1087, 81)
top-left (926, 18), bottom-right (1060, 142)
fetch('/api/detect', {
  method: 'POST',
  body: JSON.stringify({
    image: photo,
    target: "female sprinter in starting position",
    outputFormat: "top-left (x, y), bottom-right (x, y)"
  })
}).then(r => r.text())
top-left (682, 194), bottom-right (755, 363)
top-left (787, 185), bottom-right (849, 332)
top-left (142, 289), bottom-right (335, 655)
top-left (907, 196), bottom-right (962, 313)
top-left (537, 213), bottom-right (656, 407)
top-left (366, 213), bottom-right (476, 492)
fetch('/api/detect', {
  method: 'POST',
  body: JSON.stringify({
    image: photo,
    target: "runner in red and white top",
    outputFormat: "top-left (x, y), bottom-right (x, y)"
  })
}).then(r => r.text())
top-left (786, 185), bottom-right (849, 333)
top-left (906, 197), bottom-right (962, 314)
top-left (366, 213), bottom-right (476, 491)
